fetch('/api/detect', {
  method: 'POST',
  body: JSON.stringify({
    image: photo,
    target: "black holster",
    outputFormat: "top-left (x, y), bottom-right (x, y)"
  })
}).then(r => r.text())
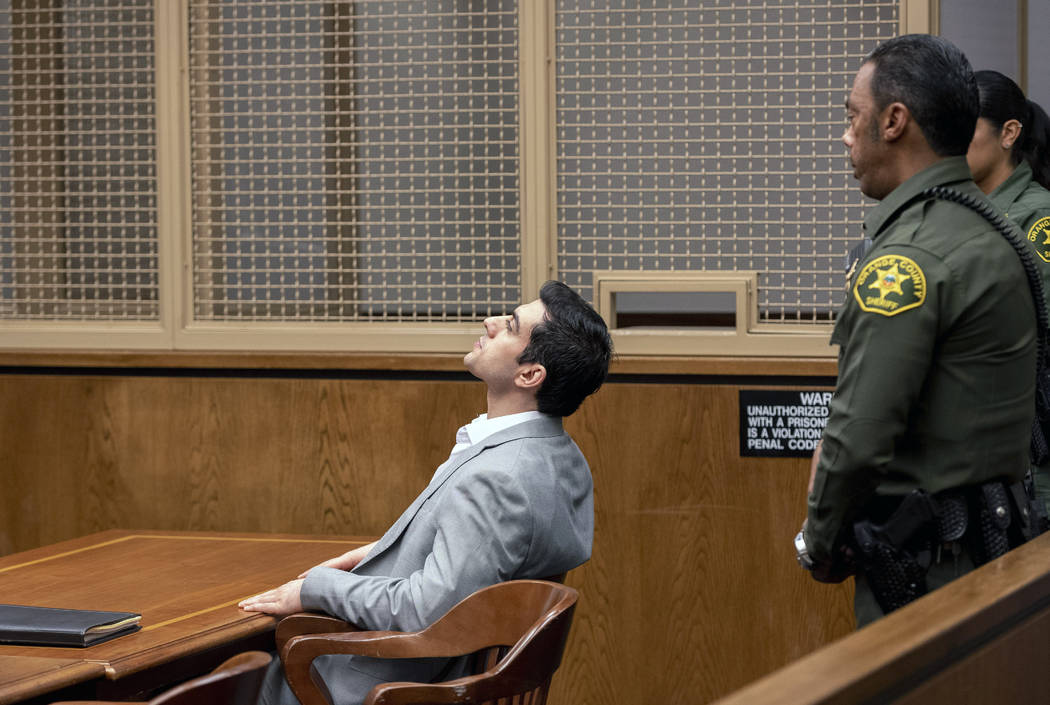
top-left (961, 480), bottom-right (1041, 562)
top-left (852, 490), bottom-right (937, 614)
top-left (853, 480), bottom-right (1042, 616)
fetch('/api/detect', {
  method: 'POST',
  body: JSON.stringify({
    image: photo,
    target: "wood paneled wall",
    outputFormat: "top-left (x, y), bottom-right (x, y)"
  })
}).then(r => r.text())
top-left (0, 373), bottom-right (479, 549)
top-left (710, 531), bottom-right (1050, 705)
top-left (0, 356), bottom-right (852, 704)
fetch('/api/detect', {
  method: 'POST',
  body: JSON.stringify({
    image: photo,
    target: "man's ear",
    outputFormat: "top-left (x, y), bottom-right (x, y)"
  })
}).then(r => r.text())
top-left (881, 102), bottom-right (909, 142)
top-left (515, 362), bottom-right (547, 391)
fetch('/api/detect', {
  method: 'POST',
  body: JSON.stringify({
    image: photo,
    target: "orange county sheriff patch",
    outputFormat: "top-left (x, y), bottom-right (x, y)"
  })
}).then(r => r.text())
top-left (1028, 216), bottom-right (1050, 263)
top-left (853, 254), bottom-right (926, 316)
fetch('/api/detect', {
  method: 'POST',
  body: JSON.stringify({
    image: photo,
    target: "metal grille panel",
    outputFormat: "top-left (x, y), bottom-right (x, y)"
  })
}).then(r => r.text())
top-left (0, 1), bottom-right (908, 337)
top-left (555, 0), bottom-right (899, 322)
top-left (0, 0), bottom-right (159, 320)
top-left (189, 0), bottom-right (521, 322)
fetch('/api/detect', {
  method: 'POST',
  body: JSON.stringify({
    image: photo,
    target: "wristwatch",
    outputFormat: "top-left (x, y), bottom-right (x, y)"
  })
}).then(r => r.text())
top-left (794, 529), bottom-right (815, 571)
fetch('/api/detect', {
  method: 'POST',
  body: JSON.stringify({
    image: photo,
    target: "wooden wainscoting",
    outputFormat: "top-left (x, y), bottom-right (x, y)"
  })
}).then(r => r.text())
top-left (0, 353), bottom-right (849, 704)
top-left (710, 531), bottom-right (1050, 705)
top-left (0, 372), bottom-right (482, 550)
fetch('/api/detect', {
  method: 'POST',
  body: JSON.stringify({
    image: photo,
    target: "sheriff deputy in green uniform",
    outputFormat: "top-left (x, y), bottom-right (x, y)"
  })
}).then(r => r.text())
top-left (966, 70), bottom-right (1050, 515)
top-left (794, 35), bottom-right (1038, 627)
top-left (966, 70), bottom-right (1050, 260)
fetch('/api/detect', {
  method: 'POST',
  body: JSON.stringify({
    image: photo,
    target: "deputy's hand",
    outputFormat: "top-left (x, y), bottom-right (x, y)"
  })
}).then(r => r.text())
top-left (238, 579), bottom-right (305, 615)
top-left (297, 542), bottom-right (376, 579)
top-left (810, 544), bottom-right (856, 584)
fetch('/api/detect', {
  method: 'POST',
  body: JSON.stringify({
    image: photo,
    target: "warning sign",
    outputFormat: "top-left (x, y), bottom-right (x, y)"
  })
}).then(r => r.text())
top-left (739, 389), bottom-right (831, 458)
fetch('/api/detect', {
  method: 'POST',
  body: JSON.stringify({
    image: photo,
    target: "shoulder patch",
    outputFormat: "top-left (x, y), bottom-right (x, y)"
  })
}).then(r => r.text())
top-left (1027, 216), bottom-right (1050, 263)
top-left (852, 254), bottom-right (926, 316)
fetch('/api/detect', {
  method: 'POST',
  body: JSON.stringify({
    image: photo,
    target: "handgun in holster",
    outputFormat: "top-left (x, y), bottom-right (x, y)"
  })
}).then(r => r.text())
top-left (852, 490), bottom-right (938, 614)
top-left (854, 481), bottom-right (1039, 616)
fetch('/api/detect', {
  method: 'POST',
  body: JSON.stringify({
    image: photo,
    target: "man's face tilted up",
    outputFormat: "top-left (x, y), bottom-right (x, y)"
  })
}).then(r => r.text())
top-left (463, 298), bottom-right (547, 395)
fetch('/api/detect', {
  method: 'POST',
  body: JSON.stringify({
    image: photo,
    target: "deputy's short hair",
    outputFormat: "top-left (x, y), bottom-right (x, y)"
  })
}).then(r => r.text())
top-left (865, 34), bottom-right (978, 157)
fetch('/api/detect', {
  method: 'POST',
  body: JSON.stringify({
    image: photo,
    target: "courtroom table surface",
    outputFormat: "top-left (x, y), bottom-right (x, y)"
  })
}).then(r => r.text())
top-left (0, 530), bottom-right (373, 704)
top-left (0, 656), bottom-right (105, 705)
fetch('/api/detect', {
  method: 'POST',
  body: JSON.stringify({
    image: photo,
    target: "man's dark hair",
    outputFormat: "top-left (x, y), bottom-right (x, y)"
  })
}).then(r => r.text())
top-left (864, 34), bottom-right (978, 157)
top-left (518, 281), bottom-right (612, 417)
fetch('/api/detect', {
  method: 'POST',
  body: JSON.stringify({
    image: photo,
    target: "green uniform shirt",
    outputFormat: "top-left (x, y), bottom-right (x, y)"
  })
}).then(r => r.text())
top-left (805, 157), bottom-right (1037, 562)
top-left (988, 161), bottom-right (1050, 515)
top-left (987, 160), bottom-right (1050, 311)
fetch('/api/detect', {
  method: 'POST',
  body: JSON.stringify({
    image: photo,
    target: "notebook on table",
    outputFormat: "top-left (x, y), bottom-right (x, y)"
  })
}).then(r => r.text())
top-left (0, 604), bottom-right (141, 647)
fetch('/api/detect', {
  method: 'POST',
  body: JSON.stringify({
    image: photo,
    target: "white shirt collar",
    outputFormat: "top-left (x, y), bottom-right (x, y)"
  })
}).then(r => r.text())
top-left (450, 410), bottom-right (546, 456)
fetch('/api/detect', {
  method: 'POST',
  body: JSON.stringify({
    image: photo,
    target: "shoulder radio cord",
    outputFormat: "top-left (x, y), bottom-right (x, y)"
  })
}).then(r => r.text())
top-left (922, 186), bottom-right (1050, 463)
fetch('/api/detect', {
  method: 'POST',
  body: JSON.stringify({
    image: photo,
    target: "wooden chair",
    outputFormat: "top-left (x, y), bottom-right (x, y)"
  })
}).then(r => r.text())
top-left (277, 579), bottom-right (578, 705)
top-left (52, 650), bottom-right (272, 705)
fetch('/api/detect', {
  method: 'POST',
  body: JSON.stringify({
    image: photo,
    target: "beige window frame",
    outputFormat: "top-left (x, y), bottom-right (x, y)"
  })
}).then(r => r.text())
top-left (1, 0), bottom-right (936, 356)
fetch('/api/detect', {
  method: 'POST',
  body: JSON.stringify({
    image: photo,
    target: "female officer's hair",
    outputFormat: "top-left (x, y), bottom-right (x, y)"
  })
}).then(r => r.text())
top-left (975, 69), bottom-right (1050, 189)
top-left (517, 281), bottom-right (612, 418)
top-left (864, 34), bottom-right (978, 157)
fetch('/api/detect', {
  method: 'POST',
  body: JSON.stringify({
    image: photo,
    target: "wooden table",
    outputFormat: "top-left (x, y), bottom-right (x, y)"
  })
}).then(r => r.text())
top-left (0, 530), bottom-right (372, 704)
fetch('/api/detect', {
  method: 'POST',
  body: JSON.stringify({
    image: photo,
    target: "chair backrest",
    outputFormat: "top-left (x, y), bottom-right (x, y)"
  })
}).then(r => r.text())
top-left (367, 580), bottom-right (578, 705)
top-left (150, 650), bottom-right (272, 705)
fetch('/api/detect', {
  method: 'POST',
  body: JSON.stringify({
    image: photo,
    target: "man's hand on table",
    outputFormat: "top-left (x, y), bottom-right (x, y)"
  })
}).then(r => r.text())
top-left (238, 578), bottom-right (305, 616)
top-left (240, 541), bottom-right (376, 615)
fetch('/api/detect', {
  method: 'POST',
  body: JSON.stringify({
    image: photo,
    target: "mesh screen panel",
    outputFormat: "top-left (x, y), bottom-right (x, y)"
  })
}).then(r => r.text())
top-left (189, 0), bottom-right (521, 322)
top-left (555, 0), bottom-right (898, 322)
top-left (0, 1), bottom-right (907, 335)
top-left (0, 0), bottom-right (158, 320)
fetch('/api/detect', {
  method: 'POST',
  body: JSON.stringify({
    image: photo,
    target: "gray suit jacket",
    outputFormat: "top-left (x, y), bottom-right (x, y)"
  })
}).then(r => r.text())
top-left (262, 415), bottom-right (593, 705)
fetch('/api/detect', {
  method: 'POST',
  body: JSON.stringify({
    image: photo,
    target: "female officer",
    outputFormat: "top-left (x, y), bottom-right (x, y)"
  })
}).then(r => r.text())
top-left (966, 70), bottom-right (1050, 518)
top-left (966, 70), bottom-right (1050, 255)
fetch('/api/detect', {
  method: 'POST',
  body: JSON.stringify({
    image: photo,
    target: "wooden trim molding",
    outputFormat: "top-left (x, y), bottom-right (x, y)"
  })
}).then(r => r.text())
top-left (0, 350), bottom-right (838, 377)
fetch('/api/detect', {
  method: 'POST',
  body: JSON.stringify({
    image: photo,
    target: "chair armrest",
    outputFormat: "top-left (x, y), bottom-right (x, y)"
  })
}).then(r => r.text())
top-left (275, 612), bottom-right (359, 653)
top-left (365, 670), bottom-right (540, 705)
top-left (366, 681), bottom-right (468, 705)
top-left (282, 630), bottom-right (475, 705)
top-left (284, 629), bottom-right (473, 663)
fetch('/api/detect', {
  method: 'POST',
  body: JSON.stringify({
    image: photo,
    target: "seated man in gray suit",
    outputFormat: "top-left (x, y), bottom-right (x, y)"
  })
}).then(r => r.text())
top-left (240, 280), bottom-right (613, 705)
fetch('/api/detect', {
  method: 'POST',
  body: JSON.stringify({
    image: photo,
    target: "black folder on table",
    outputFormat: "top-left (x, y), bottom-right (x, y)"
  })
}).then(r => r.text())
top-left (0, 604), bottom-right (141, 647)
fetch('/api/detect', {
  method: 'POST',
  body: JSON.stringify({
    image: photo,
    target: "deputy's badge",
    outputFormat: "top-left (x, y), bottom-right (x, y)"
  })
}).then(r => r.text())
top-left (853, 254), bottom-right (926, 316)
top-left (1027, 216), bottom-right (1050, 263)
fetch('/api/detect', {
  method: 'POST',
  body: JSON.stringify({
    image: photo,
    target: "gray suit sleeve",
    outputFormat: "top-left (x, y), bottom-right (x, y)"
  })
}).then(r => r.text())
top-left (300, 458), bottom-right (535, 632)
